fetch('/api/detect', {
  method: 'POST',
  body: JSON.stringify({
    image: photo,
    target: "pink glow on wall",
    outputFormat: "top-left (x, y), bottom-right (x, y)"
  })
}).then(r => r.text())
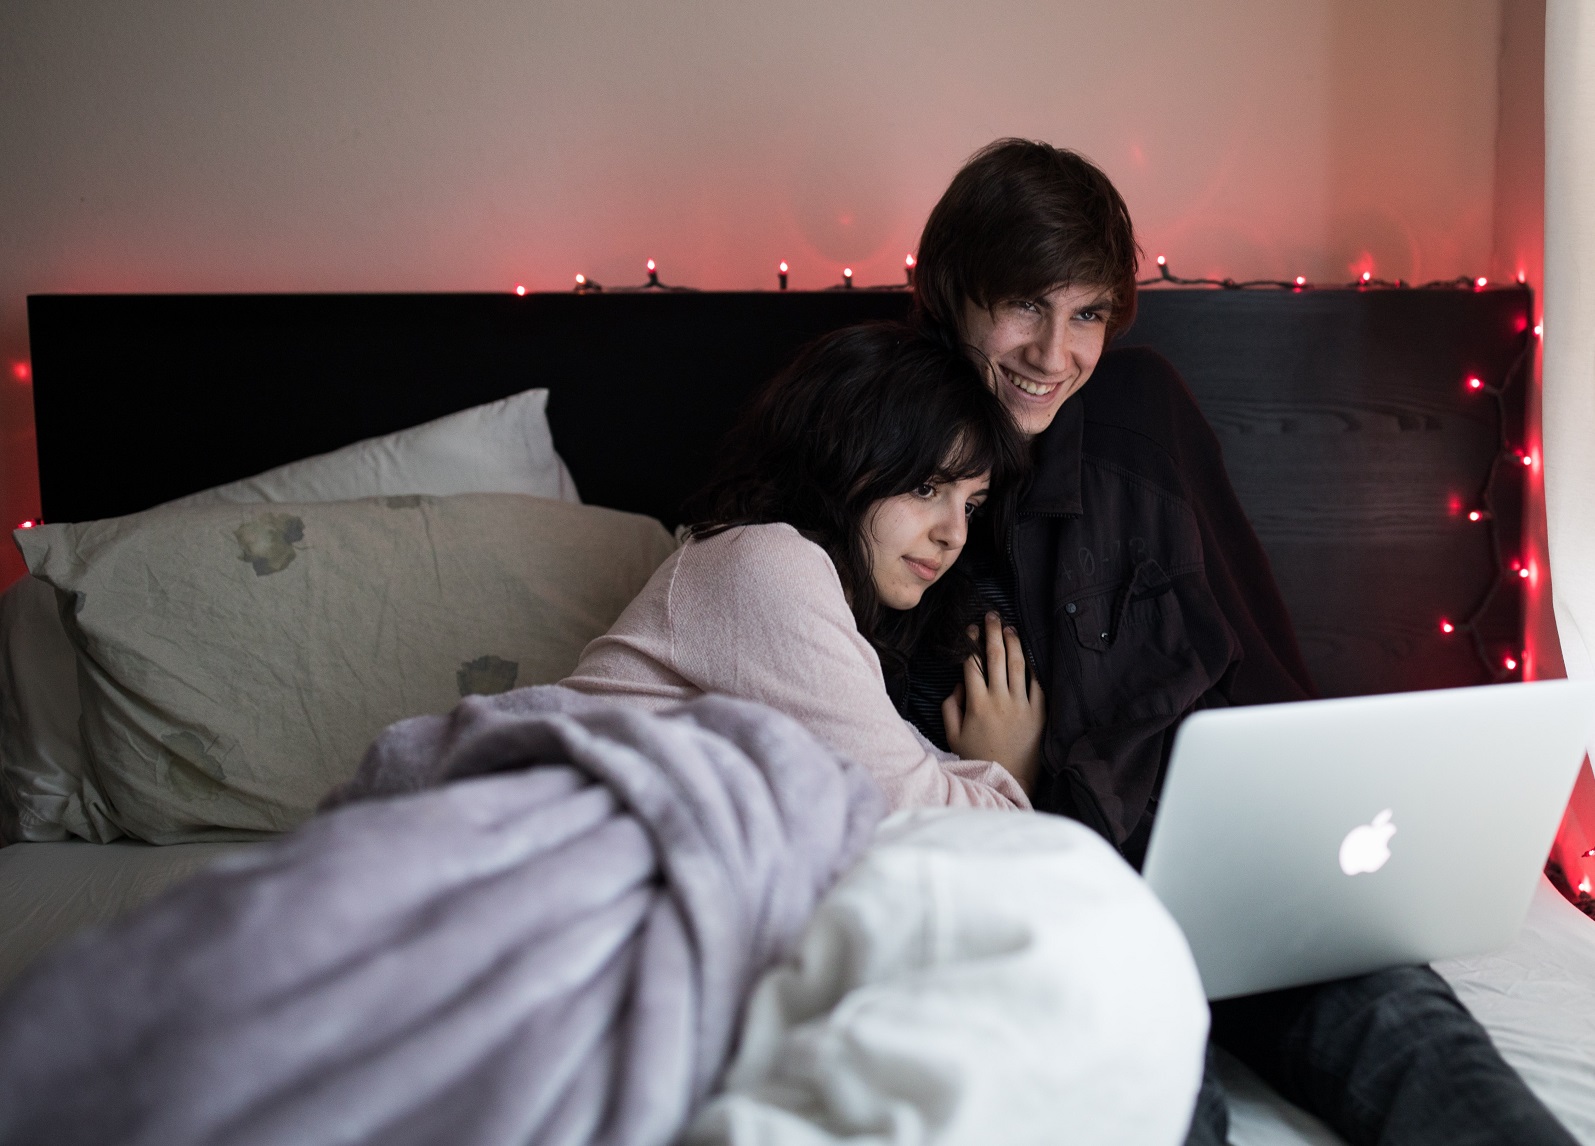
top-left (9, 362), bottom-right (28, 383)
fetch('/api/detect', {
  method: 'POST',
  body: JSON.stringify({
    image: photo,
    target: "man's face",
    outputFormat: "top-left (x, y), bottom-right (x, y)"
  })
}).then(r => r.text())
top-left (962, 283), bottom-right (1113, 438)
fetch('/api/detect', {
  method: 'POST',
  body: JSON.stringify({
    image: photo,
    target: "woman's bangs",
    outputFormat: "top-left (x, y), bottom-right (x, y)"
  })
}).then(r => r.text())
top-left (931, 422), bottom-right (1003, 486)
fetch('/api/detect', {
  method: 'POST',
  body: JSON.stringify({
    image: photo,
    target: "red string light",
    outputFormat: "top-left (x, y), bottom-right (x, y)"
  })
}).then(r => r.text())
top-left (842, 267), bottom-right (853, 288)
top-left (9, 362), bottom-right (28, 383)
top-left (1440, 619), bottom-right (1455, 634)
top-left (1140, 255), bottom-right (1501, 293)
top-left (778, 261), bottom-right (789, 290)
top-left (16, 520), bottom-right (35, 529)
top-left (514, 284), bottom-right (526, 296)
top-left (646, 259), bottom-right (659, 287)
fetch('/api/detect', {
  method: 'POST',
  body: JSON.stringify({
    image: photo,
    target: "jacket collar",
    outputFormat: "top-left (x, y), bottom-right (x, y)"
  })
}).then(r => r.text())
top-left (1019, 394), bottom-right (1084, 515)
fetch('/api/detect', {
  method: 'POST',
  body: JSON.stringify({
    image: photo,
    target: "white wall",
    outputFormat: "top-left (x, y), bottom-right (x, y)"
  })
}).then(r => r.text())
top-left (0, 0), bottom-right (1509, 587)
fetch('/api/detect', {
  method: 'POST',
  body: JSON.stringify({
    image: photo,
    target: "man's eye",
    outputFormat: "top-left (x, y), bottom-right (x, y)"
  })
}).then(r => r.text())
top-left (1076, 309), bottom-right (1104, 323)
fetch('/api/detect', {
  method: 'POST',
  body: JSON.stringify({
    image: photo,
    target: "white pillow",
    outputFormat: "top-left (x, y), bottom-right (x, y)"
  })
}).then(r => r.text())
top-left (0, 576), bottom-right (111, 844)
top-left (2, 388), bottom-right (581, 843)
top-left (164, 387), bottom-right (579, 508)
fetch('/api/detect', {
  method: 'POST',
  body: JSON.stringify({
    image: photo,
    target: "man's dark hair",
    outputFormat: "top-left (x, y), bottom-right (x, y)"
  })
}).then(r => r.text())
top-left (914, 138), bottom-right (1142, 343)
top-left (687, 321), bottom-right (1027, 672)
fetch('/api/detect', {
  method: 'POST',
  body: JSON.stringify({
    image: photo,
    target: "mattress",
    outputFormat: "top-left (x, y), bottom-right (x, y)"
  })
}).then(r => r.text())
top-left (0, 844), bottom-right (1590, 1144)
top-left (0, 839), bottom-right (253, 988)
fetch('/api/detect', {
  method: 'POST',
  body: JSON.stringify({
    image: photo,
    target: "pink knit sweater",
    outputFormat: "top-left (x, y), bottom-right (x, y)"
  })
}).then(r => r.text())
top-left (563, 523), bottom-right (1030, 811)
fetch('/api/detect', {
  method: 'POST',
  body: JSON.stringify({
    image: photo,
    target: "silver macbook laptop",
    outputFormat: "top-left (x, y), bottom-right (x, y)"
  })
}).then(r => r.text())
top-left (1141, 679), bottom-right (1595, 1000)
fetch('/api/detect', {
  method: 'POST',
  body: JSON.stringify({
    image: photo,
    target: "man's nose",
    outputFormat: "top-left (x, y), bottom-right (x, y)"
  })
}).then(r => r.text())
top-left (1029, 316), bottom-right (1073, 376)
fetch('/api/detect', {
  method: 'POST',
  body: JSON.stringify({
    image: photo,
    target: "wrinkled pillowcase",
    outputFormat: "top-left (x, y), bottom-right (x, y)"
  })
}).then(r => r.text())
top-left (0, 388), bottom-right (580, 843)
top-left (15, 494), bottom-right (677, 844)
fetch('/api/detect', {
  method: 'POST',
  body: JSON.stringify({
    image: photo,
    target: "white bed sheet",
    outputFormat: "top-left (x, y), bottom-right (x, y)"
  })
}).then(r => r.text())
top-left (0, 848), bottom-right (1589, 1144)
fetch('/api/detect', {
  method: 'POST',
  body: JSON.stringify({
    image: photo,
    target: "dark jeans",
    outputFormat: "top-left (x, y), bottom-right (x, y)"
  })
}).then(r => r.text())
top-left (1182, 965), bottom-right (1576, 1146)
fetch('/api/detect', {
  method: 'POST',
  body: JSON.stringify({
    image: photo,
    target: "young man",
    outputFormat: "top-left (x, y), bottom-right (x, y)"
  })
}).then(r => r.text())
top-left (906, 139), bottom-right (1574, 1146)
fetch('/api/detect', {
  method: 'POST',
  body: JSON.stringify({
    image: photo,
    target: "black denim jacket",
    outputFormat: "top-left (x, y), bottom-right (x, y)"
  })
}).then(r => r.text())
top-left (980, 347), bottom-right (1314, 861)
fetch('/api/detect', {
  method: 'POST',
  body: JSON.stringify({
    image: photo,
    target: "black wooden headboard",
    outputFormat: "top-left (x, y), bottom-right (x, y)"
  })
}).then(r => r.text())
top-left (26, 288), bottom-right (1530, 699)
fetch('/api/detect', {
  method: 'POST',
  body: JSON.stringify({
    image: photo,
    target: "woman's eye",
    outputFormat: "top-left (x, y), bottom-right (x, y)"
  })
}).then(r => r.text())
top-left (964, 501), bottom-right (981, 518)
top-left (913, 483), bottom-right (937, 499)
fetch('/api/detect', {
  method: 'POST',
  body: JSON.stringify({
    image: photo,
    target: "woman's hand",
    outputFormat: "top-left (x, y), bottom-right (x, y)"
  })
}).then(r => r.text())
top-left (943, 612), bottom-right (1045, 793)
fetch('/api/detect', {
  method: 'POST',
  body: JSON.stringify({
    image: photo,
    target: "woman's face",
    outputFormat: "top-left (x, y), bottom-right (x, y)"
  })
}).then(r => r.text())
top-left (962, 282), bottom-right (1113, 438)
top-left (863, 472), bottom-right (991, 610)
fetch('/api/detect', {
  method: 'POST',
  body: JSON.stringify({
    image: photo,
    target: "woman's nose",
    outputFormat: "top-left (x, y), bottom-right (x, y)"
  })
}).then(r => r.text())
top-left (931, 503), bottom-right (968, 548)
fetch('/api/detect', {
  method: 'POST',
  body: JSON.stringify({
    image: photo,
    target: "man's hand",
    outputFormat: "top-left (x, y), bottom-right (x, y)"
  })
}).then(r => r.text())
top-left (943, 612), bottom-right (1045, 793)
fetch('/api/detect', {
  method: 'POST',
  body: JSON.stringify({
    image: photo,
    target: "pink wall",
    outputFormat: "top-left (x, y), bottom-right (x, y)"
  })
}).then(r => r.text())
top-left (0, 0), bottom-right (1520, 591)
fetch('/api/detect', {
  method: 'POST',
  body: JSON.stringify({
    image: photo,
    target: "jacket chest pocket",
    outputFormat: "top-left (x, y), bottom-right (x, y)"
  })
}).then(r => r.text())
top-left (1058, 558), bottom-right (1228, 725)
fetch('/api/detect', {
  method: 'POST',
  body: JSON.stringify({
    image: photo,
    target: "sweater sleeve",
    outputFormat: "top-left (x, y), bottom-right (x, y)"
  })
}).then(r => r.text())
top-left (666, 525), bottom-right (1030, 811)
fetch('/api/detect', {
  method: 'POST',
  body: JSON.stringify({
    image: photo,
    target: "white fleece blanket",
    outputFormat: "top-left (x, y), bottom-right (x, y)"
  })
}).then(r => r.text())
top-left (688, 808), bottom-right (1211, 1146)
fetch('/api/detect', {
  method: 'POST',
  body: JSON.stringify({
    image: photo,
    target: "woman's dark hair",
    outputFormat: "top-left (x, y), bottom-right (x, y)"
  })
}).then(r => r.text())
top-left (687, 321), bottom-right (1027, 672)
top-left (914, 138), bottom-right (1142, 344)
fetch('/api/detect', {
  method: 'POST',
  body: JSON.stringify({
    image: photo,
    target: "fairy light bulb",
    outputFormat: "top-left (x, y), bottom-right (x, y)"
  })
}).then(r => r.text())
top-left (1504, 655), bottom-right (1519, 671)
top-left (777, 261), bottom-right (789, 290)
top-left (1475, 276), bottom-right (1489, 290)
top-left (1294, 275), bottom-right (1306, 287)
top-left (905, 253), bottom-right (916, 284)
top-left (1156, 254), bottom-right (1166, 266)
top-left (1517, 271), bottom-right (1527, 284)
top-left (575, 274), bottom-right (586, 287)
top-left (646, 259), bottom-right (659, 286)
top-left (842, 267), bottom-right (853, 288)
top-left (1466, 376), bottom-right (1484, 391)
top-left (16, 520), bottom-right (35, 530)
top-left (1361, 271), bottom-right (1372, 284)
top-left (1439, 619), bottom-right (1455, 634)
top-left (514, 284), bottom-right (526, 296)
top-left (1534, 321), bottom-right (1544, 338)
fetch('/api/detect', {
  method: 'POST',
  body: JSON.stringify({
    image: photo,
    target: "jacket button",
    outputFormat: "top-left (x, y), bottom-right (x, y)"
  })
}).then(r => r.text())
top-left (1065, 603), bottom-right (1077, 614)
top-left (1100, 632), bottom-right (1110, 641)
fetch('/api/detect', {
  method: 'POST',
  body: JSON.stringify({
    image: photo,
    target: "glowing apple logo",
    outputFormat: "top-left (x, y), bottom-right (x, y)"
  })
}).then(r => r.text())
top-left (1338, 809), bottom-right (1397, 876)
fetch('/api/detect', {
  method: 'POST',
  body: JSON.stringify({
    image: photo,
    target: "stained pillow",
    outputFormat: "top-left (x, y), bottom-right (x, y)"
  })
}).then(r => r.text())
top-left (2, 388), bottom-right (579, 844)
top-left (163, 387), bottom-right (579, 507)
top-left (16, 494), bottom-right (676, 844)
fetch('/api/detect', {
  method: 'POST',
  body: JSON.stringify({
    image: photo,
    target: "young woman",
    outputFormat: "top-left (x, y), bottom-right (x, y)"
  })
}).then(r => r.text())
top-left (563, 322), bottom-right (1042, 810)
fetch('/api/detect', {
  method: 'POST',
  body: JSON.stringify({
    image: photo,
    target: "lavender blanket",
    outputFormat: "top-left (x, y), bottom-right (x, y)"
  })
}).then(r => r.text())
top-left (0, 687), bottom-right (885, 1146)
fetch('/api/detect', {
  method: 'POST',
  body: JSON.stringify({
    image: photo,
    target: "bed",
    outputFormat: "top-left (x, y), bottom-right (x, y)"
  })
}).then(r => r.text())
top-left (2, 286), bottom-right (1589, 1144)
